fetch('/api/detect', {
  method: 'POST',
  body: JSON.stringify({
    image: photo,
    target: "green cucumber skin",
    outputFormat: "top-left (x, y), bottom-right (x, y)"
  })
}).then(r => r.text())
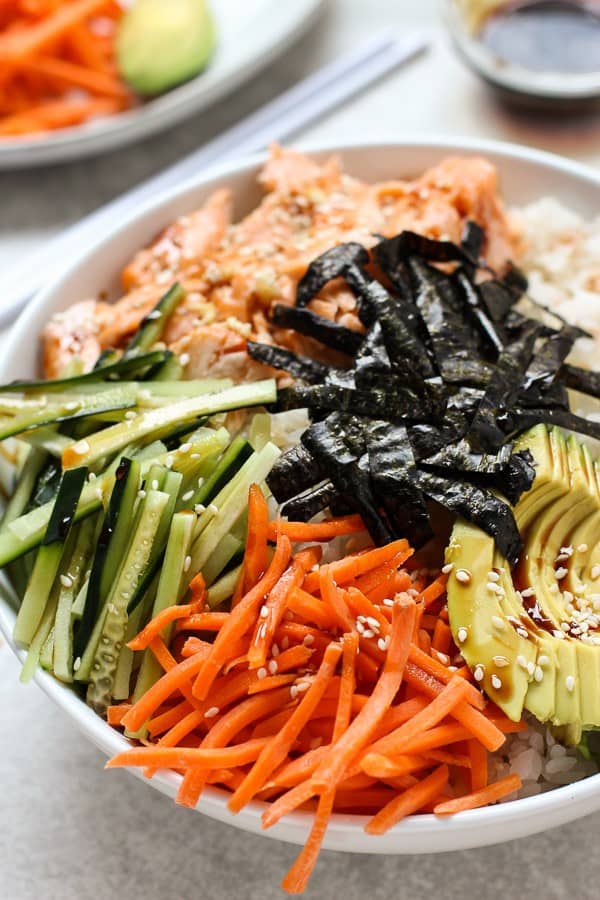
top-left (86, 489), bottom-right (169, 715)
top-left (207, 564), bottom-right (243, 609)
top-left (0, 349), bottom-right (170, 392)
top-left (124, 283), bottom-right (185, 357)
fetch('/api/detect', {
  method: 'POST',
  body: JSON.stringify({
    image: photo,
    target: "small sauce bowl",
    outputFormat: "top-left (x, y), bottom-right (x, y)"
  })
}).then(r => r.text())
top-left (444, 0), bottom-right (600, 111)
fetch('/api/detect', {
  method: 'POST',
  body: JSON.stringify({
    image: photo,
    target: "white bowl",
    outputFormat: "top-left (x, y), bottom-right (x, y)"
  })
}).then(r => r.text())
top-left (2, 138), bottom-right (600, 854)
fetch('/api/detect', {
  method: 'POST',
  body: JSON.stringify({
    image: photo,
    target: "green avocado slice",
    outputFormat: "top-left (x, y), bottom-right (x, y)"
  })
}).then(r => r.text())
top-left (447, 424), bottom-right (600, 739)
top-left (117, 0), bottom-right (216, 96)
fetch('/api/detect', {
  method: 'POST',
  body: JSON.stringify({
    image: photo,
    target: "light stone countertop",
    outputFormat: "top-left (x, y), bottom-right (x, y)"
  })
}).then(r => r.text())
top-left (2, 2), bottom-right (600, 897)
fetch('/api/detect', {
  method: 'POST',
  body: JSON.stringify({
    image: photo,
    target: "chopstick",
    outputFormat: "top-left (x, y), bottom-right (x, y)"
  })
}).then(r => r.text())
top-left (0, 30), bottom-right (428, 328)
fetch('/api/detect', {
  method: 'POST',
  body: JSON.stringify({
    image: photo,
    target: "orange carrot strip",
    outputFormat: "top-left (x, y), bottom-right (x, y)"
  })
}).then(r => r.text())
top-left (228, 642), bottom-right (343, 813)
top-left (174, 611), bottom-right (229, 634)
top-left (243, 484), bottom-right (270, 592)
top-left (192, 532), bottom-right (292, 701)
top-left (434, 774), bottom-right (522, 816)
top-left (431, 619), bottom-right (452, 655)
top-left (106, 738), bottom-right (271, 771)
top-left (310, 597), bottom-right (416, 794)
top-left (468, 739), bottom-right (488, 792)
top-left (303, 539), bottom-right (412, 593)
top-left (333, 631), bottom-right (358, 743)
top-left (419, 573), bottom-right (449, 609)
top-left (268, 514), bottom-right (365, 542)
top-left (127, 601), bottom-right (203, 651)
top-left (365, 765), bottom-right (449, 835)
top-left (147, 699), bottom-right (193, 737)
top-left (16, 56), bottom-right (129, 98)
top-left (287, 587), bottom-right (337, 629)
top-left (281, 789), bottom-right (334, 894)
top-left (365, 570), bottom-right (412, 606)
top-left (361, 752), bottom-right (431, 779)
top-left (319, 565), bottom-right (355, 632)
top-left (247, 674), bottom-right (296, 695)
top-left (107, 704), bottom-right (131, 726)
top-left (407, 646), bottom-right (485, 709)
top-left (0, 0), bottom-right (109, 58)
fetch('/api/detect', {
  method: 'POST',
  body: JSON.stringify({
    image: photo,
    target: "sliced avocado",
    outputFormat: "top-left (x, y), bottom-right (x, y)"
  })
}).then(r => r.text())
top-left (447, 425), bottom-right (600, 737)
top-left (117, 0), bottom-right (216, 96)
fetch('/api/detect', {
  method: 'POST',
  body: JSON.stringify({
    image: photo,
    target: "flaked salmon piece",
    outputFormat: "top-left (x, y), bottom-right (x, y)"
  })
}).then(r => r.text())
top-left (259, 144), bottom-right (343, 195)
top-left (42, 299), bottom-right (110, 379)
top-left (122, 188), bottom-right (232, 291)
top-left (97, 284), bottom-right (165, 349)
top-left (172, 322), bottom-right (269, 383)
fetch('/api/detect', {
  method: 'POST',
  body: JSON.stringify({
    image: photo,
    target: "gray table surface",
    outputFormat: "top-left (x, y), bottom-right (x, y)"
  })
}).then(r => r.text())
top-left (2, 2), bottom-right (600, 898)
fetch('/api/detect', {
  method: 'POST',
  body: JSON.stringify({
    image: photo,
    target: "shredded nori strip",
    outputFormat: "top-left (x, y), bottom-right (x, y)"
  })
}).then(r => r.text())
top-left (258, 220), bottom-right (598, 563)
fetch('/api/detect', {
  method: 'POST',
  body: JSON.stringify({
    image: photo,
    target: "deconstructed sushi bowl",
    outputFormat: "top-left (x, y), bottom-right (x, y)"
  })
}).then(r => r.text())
top-left (2, 140), bottom-right (600, 891)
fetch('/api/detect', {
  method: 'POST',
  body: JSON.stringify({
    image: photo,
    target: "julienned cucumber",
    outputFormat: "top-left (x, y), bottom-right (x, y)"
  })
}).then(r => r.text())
top-left (87, 489), bottom-right (169, 715)
top-left (62, 380), bottom-right (276, 468)
top-left (123, 283), bottom-right (185, 358)
top-left (13, 467), bottom-right (88, 646)
top-left (0, 349), bottom-right (171, 392)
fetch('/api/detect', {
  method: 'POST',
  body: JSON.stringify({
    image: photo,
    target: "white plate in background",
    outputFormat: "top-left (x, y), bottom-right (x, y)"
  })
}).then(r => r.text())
top-left (0, 0), bottom-right (324, 169)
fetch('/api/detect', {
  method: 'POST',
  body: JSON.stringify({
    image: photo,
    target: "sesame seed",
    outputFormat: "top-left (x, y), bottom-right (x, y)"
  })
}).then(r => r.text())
top-left (356, 621), bottom-right (365, 635)
top-left (209, 504), bottom-right (219, 515)
top-left (60, 574), bottom-right (73, 588)
top-left (455, 568), bottom-right (471, 584)
top-left (592, 565), bottom-right (600, 580)
top-left (268, 659), bottom-right (278, 675)
top-left (493, 655), bottom-right (510, 667)
top-left (73, 657), bottom-right (81, 672)
top-left (71, 439), bottom-right (89, 455)
top-left (553, 629), bottom-right (566, 639)
top-left (487, 582), bottom-right (501, 594)
top-left (491, 615), bottom-right (505, 631)
top-left (383, 598), bottom-right (394, 607)
top-left (296, 681), bottom-right (310, 693)
top-left (257, 668), bottom-right (267, 680)
top-left (183, 555), bottom-right (191, 573)
top-left (491, 674), bottom-right (502, 690)
top-left (179, 442), bottom-right (191, 453)
top-left (457, 627), bottom-right (468, 643)
top-left (566, 675), bottom-right (575, 693)
top-left (549, 583), bottom-right (559, 594)
top-left (362, 629), bottom-right (375, 639)
top-left (534, 666), bottom-right (544, 683)
top-left (290, 685), bottom-right (299, 699)
top-left (151, 479), bottom-right (159, 491)
top-left (366, 616), bottom-right (380, 629)
top-left (182, 490), bottom-right (194, 501)
top-left (65, 401), bottom-right (79, 411)
top-left (520, 587), bottom-right (535, 598)
top-left (560, 546), bottom-right (574, 557)
top-left (474, 665), bottom-right (484, 682)
top-left (527, 661), bottom-right (535, 676)
top-left (260, 605), bottom-right (269, 618)
top-left (434, 651), bottom-right (450, 664)
top-left (194, 504), bottom-right (206, 514)
top-left (204, 707), bottom-right (220, 718)
top-left (487, 571), bottom-right (500, 582)
top-left (179, 353), bottom-right (190, 366)
top-left (303, 634), bottom-right (314, 646)
top-left (577, 544), bottom-right (589, 553)
top-left (441, 563), bottom-right (454, 574)
top-left (165, 455), bottom-right (174, 468)
top-left (377, 636), bottom-right (390, 652)
top-left (94, 488), bottom-right (103, 501)
top-left (88, 472), bottom-right (97, 482)
top-left (555, 567), bottom-right (568, 580)
top-left (517, 655), bottom-right (528, 669)
top-left (124, 410), bottom-right (136, 420)
top-left (517, 626), bottom-right (529, 639)
top-left (538, 655), bottom-right (550, 666)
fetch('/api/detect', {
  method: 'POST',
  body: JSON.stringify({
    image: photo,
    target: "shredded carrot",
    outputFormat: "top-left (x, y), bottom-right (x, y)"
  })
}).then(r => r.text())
top-left (127, 601), bottom-right (204, 651)
top-left (107, 704), bottom-right (131, 726)
top-left (434, 774), bottom-right (522, 816)
top-left (243, 484), bottom-right (270, 592)
top-left (268, 514), bottom-right (365, 542)
top-left (365, 765), bottom-right (450, 835)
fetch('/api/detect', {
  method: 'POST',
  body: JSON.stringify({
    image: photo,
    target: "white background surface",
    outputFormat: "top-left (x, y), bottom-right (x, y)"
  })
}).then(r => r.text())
top-left (2, 1), bottom-right (600, 898)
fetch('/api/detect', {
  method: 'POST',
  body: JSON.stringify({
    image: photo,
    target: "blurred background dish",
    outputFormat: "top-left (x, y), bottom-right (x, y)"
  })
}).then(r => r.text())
top-left (445, 0), bottom-right (600, 110)
top-left (0, 0), bottom-right (324, 169)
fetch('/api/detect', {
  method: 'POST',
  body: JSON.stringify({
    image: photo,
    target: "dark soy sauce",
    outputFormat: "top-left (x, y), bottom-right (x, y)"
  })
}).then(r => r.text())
top-left (480, 1), bottom-right (600, 74)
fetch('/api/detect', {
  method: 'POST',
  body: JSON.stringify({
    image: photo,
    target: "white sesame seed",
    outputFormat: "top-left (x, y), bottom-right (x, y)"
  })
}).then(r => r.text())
top-left (577, 544), bottom-right (589, 553)
top-left (183, 555), bottom-right (191, 573)
top-left (71, 439), bottom-right (89, 455)
top-left (151, 479), bottom-right (159, 491)
top-left (520, 587), bottom-right (535, 598)
top-left (474, 665), bottom-right (484, 682)
top-left (209, 504), bottom-right (219, 515)
top-left (165, 455), bottom-right (174, 469)
top-left (362, 629), bottom-right (375, 639)
top-left (94, 488), bottom-right (103, 501)
top-left (124, 410), bottom-right (136, 420)
top-left (566, 675), bottom-right (575, 693)
top-left (73, 657), bottom-right (81, 672)
top-left (204, 706), bottom-right (220, 718)
top-left (366, 616), bottom-right (380, 630)
top-left (538, 654), bottom-right (550, 666)
top-left (194, 504), bottom-right (206, 514)
top-left (257, 667), bottom-right (267, 680)
top-left (527, 661), bottom-right (535, 676)
top-left (268, 659), bottom-right (278, 675)
top-left (457, 627), bottom-right (468, 643)
top-left (88, 472), bottom-right (97, 482)
top-left (434, 651), bottom-right (450, 664)
top-left (260, 605), bottom-right (269, 618)
top-left (534, 666), bottom-right (544, 683)
top-left (553, 629), bottom-right (566, 639)
top-left (296, 681), bottom-right (310, 693)
top-left (182, 490), bottom-right (194, 502)
top-left (303, 634), bottom-right (314, 646)
top-left (517, 626), bottom-right (529, 638)
top-left (555, 567), bottom-right (568, 580)
top-left (592, 565), bottom-right (600, 580)
top-left (491, 615), bottom-right (505, 631)
top-left (487, 571), bottom-right (500, 582)
top-left (377, 636), bottom-right (390, 652)
top-left (455, 568), bottom-right (471, 585)
top-left (549, 583), bottom-right (559, 594)
top-left (493, 655), bottom-right (510, 667)
top-left (60, 574), bottom-right (73, 588)
top-left (65, 401), bottom-right (79, 411)
top-left (517, 655), bottom-right (528, 670)
top-left (441, 563), bottom-right (454, 574)
top-left (356, 621), bottom-right (365, 635)
top-left (487, 582), bottom-right (501, 594)
top-left (491, 674), bottom-right (502, 690)
top-left (179, 442), bottom-right (192, 453)
top-left (383, 598), bottom-right (394, 607)
top-left (179, 353), bottom-right (190, 366)
top-left (290, 685), bottom-right (299, 699)
top-left (560, 546), bottom-right (574, 557)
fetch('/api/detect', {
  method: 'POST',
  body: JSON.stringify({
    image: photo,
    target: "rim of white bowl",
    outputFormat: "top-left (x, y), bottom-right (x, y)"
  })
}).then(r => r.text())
top-left (3, 135), bottom-right (600, 853)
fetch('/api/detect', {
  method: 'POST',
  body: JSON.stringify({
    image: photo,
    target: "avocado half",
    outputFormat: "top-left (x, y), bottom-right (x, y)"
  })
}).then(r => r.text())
top-left (116, 0), bottom-right (216, 97)
top-left (446, 424), bottom-right (600, 740)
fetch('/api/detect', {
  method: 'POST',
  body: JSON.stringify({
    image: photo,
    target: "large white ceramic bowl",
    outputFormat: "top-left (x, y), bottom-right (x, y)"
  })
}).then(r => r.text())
top-left (2, 138), bottom-right (600, 854)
